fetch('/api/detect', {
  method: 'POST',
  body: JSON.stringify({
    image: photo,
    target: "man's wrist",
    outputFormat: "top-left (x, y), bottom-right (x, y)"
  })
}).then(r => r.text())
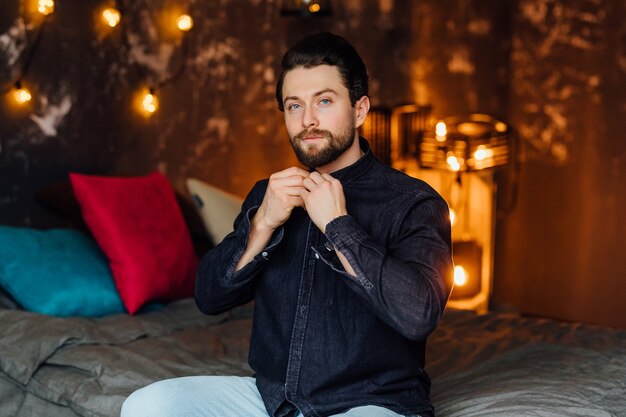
top-left (251, 215), bottom-right (276, 237)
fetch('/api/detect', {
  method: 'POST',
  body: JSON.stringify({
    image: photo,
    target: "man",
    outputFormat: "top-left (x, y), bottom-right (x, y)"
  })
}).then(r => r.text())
top-left (122, 32), bottom-right (452, 417)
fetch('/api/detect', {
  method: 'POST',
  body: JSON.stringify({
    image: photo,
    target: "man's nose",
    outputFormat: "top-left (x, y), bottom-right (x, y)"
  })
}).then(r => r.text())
top-left (302, 107), bottom-right (318, 129)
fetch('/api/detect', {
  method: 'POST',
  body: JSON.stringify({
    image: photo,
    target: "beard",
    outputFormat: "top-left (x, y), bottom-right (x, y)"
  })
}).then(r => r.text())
top-left (290, 123), bottom-right (356, 169)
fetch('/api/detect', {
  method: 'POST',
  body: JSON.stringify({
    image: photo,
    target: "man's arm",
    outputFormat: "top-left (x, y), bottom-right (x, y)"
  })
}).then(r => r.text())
top-left (195, 167), bottom-right (308, 315)
top-left (301, 172), bottom-right (453, 341)
top-left (235, 167), bottom-right (308, 271)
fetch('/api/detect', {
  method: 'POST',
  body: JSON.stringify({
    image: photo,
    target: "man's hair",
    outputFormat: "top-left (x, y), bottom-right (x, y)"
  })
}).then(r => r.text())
top-left (275, 32), bottom-right (369, 112)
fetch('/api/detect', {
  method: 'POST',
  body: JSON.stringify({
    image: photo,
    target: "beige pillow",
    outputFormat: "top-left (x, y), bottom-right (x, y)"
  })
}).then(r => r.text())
top-left (186, 178), bottom-right (244, 245)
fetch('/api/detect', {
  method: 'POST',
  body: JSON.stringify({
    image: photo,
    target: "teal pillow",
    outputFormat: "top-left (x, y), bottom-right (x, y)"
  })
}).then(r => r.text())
top-left (0, 226), bottom-right (125, 317)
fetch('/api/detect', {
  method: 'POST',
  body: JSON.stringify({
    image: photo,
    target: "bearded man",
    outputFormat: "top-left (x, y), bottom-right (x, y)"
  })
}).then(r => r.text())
top-left (122, 32), bottom-right (453, 417)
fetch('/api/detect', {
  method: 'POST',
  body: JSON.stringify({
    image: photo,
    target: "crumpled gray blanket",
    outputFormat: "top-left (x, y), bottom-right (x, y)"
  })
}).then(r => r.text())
top-left (1, 301), bottom-right (625, 417)
top-left (0, 299), bottom-right (252, 417)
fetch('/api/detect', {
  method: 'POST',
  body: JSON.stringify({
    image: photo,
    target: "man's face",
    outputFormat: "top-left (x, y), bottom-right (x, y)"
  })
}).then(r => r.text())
top-left (281, 65), bottom-right (357, 169)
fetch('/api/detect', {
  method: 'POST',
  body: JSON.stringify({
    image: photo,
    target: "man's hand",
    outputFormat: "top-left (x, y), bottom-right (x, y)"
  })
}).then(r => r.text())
top-left (300, 171), bottom-right (348, 233)
top-left (255, 167), bottom-right (309, 231)
top-left (236, 167), bottom-right (308, 271)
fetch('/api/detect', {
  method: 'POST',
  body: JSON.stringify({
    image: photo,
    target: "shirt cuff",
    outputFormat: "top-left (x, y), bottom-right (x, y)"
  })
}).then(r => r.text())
top-left (324, 215), bottom-right (368, 249)
top-left (226, 205), bottom-right (284, 284)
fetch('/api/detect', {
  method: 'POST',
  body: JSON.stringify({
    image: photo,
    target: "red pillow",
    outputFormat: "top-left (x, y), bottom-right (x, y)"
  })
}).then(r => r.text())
top-left (70, 172), bottom-right (197, 314)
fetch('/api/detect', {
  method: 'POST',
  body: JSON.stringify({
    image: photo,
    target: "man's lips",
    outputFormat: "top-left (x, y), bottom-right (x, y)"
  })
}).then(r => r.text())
top-left (302, 135), bottom-right (325, 141)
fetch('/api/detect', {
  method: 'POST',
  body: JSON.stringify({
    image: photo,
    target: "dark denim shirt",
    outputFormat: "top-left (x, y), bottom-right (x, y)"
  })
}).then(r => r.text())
top-left (196, 138), bottom-right (453, 417)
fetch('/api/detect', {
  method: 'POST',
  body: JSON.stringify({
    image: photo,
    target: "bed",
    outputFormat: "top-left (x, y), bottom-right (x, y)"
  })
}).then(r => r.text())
top-left (1, 175), bottom-right (625, 417)
top-left (1, 298), bottom-right (625, 417)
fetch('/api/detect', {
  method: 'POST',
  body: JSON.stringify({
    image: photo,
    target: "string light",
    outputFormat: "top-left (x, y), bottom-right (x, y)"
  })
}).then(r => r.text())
top-left (309, 3), bottom-right (321, 13)
top-left (38, 0), bottom-right (55, 15)
top-left (176, 14), bottom-right (193, 31)
top-left (9, 3), bottom-right (194, 118)
top-left (142, 88), bottom-right (159, 114)
top-left (13, 82), bottom-right (32, 105)
top-left (102, 8), bottom-right (121, 28)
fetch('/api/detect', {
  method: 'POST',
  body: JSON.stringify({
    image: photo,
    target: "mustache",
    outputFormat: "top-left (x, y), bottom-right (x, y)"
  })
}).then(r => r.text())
top-left (294, 128), bottom-right (332, 142)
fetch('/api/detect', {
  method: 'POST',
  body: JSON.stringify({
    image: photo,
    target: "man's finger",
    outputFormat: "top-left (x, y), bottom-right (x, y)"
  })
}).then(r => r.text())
top-left (321, 173), bottom-right (337, 183)
top-left (308, 171), bottom-right (326, 184)
top-left (272, 175), bottom-right (306, 188)
top-left (302, 177), bottom-right (316, 191)
top-left (273, 166), bottom-right (310, 179)
top-left (283, 186), bottom-right (306, 196)
top-left (288, 196), bottom-right (305, 208)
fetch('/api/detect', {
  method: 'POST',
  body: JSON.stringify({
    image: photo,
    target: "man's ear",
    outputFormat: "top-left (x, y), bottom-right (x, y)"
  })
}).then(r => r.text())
top-left (354, 96), bottom-right (370, 129)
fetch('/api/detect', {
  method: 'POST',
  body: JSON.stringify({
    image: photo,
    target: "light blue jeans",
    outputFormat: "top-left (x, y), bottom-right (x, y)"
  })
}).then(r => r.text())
top-left (121, 376), bottom-right (419, 417)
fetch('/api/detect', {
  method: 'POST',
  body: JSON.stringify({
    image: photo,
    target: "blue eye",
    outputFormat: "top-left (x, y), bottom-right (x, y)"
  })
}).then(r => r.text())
top-left (287, 103), bottom-right (301, 111)
top-left (319, 98), bottom-right (331, 105)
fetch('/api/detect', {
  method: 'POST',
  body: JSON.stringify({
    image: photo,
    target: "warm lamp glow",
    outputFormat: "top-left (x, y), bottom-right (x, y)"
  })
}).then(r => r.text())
top-left (102, 8), bottom-right (121, 27)
top-left (495, 121), bottom-right (508, 132)
top-left (309, 3), bottom-right (321, 12)
top-left (446, 154), bottom-right (461, 171)
top-left (142, 90), bottom-right (158, 114)
top-left (13, 85), bottom-right (32, 105)
top-left (454, 265), bottom-right (467, 286)
top-left (177, 14), bottom-right (193, 31)
top-left (474, 145), bottom-right (494, 161)
top-left (449, 208), bottom-right (457, 226)
top-left (38, 0), bottom-right (54, 15)
top-left (435, 121), bottom-right (447, 142)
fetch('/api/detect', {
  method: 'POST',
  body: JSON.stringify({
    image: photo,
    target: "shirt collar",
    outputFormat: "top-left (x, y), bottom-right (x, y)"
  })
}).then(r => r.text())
top-left (326, 137), bottom-right (374, 183)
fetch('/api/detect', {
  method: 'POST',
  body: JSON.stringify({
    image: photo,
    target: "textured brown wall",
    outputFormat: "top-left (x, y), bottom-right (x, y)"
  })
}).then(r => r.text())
top-left (1, 0), bottom-right (624, 327)
top-left (492, 0), bottom-right (626, 328)
top-left (0, 0), bottom-right (413, 228)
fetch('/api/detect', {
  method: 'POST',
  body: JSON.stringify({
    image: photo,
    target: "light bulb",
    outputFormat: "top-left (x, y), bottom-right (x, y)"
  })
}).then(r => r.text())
top-left (449, 208), bottom-right (457, 226)
top-left (474, 145), bottom-right (487, 161)
top-left (142, 90), bottom-right (158, 114)
top-left (454, 265), bottom-right (467, 286)
top-left (495, 121), bottom-right (507, 132)
top-left (38, 0), bottom-right (54, 15)
top-left (309, 3), bottom-right (321, 12)
top-left (474, 145), bottom-right (494, 162)
top-left (177, 14), bottom-right (193, 31)
top-left (435, 121), bottom-right (447, 142)
top-left (13, 85), bottom-right (32, 105)
top-left (447, 155), bottom-right (461, 172)
top-left (102, 8), bottom-right (121, 28)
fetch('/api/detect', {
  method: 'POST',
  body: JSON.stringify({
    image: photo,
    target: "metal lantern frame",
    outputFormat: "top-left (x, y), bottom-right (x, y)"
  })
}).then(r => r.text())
top-left (419, 113), bottom-right (511, 173)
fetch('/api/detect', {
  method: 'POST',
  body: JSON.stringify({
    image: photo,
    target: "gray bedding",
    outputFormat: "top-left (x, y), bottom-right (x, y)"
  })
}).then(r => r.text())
top-left (1, 300), bottom-right (625, 417)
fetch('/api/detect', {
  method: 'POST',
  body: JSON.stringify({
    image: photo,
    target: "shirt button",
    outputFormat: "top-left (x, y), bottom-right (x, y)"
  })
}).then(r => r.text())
top-left (261, 251), bottom-right (269, 260)
top-left (324, 241), bottom-right (333, 251)
top-left (314, 253), bottom-right (320, 260)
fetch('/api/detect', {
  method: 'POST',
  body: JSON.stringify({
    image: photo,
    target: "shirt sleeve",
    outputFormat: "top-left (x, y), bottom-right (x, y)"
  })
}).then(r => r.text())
top-left (195, 180), bottom-right (284, 315)
top-left (323, 195), bottom-right (453, 341)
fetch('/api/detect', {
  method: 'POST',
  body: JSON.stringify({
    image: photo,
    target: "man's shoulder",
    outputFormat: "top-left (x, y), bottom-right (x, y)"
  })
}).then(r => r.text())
top-left (370, 160), bottom-right (443, 200)
top-left (241, 178), bottom-right (269, 203)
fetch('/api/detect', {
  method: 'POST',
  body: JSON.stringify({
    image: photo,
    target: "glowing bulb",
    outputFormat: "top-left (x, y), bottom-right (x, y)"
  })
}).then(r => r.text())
top-left (13, 85), bottom-right (32, 105)
top-left (102, 8), bottom-right (121, 27)
top-left (495, 121), bottom-right (507, 132)
top-left (454, 265), bottom-right (467, 286)
top-left (309, 3), bottom-right (321, 12)
top-left (142, 90), bottom-right (158, 114)
top-left (447, 155), bottom-right (461, 172)
top-left (38, 0), bottom-right (54, 15)
top-left (449, 208), bottom-right (457, 226)
top-left (177, 14), bottom-right (193, 31)
top-left (435, 121), bottom-right (447, 142)
top-left (474, 145), bottom-right (494, 161)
